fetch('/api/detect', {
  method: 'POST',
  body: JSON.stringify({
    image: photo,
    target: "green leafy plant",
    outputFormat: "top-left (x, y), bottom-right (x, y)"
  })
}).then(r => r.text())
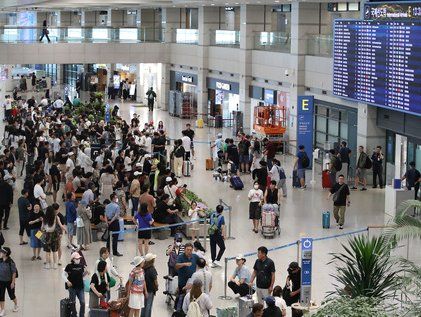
top-left (311, 296), bottom-right (390, 317)
top-left (328, 235), bottom-right (399, 300)
top-left (385, 199), bottom-right (421, 242)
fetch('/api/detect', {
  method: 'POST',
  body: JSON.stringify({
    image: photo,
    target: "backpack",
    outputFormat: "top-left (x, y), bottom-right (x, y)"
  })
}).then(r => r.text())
top-left (186, 294), bottom-right (204, 317)
top-left (254, 140), bottom-right (261, 154)
top-left (277, 166), bottom-right (286, 180)
top-left (364, 155), bottom-right (372, 169)
top-left (333, 157), bottom-right (342, 171)
top-left (301, 152), bottom-right (310, 168)
top-left (208, 213), bottom-right (220, 236)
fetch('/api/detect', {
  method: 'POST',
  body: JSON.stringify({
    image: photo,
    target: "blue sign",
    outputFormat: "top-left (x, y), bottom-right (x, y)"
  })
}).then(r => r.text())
top-left (297, 96), bottom-right (314, 167)
top-left (105, 103), bottom-right (111, 123)
top-left (264, 89), bottom-right (277, 105)
top-left (300, 237), bottom-right (313, 305)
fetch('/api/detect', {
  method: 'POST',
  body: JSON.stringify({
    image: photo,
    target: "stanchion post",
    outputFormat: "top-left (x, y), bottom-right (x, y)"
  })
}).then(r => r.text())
top-left (203, 219), bottom-right (208, 252)
top-left (296, 240), bottom-right (300, 263)
top-left (227, 205), bottom-right (235, 240)
top-left (218, 257), bottom-right (232, 300)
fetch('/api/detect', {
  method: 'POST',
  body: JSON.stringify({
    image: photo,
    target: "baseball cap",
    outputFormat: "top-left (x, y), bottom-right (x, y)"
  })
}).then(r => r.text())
top-left (288, 261), bottom-right (299, 270)
top-left (264, 296), bottom-right (276, 306)
top-left (134, 171), bottom-right (141, 176)
top-left (235, 254), bottom-right (246, 261)
top-left (166, 177), bottom-right (172, 182)
top-left (71, 252), bottom-right (82, 260)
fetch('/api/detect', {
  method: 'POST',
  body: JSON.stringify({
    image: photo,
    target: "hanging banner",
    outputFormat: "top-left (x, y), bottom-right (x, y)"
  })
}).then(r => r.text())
top-left (300, 237), bottom-right (313, 306)
top-left (297, 96), bottom-right (314, 167)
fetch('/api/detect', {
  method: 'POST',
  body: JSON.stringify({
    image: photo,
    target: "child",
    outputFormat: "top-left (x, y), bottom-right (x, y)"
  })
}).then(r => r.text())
top-left (188, 201), bottom-right (201, 242)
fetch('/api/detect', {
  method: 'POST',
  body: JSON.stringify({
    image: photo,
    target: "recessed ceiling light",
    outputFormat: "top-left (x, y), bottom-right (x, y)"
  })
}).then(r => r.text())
top-left (211, 3), bottom-right (215, 5)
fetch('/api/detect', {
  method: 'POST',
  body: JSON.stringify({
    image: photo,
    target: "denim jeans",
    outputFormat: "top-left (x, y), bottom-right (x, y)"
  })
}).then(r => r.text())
top-left (131, 197), bottom-right (139, 216)
top-left (141, 292), bottom-right (155, 317)
top-left (69, 287), bottom-right (85, 317)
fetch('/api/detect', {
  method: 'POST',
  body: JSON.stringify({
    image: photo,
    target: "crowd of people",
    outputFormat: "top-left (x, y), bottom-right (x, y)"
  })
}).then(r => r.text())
top-left (0, 86), bottom-right (419, 317)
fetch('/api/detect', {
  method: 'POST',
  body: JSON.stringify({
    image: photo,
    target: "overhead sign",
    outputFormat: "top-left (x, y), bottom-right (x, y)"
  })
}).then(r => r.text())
top-left (364, 2), bottom-right (421, 20)
top-left (300, 237), bottom-right (313, 306)
top-left (297, 96), bottom-right (314, 167)
top-left (216, 81), bottom-right (231, 91)
top-left (264, 89), bottom-right (277, 105)
top-left (181, 75), bottom-right (193, 83)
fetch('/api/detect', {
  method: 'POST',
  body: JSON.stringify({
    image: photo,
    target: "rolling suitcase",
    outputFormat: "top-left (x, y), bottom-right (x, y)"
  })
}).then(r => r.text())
top-left (322, 211), bottom-right (330, 229)
top-left (292, 170), bottom-right (300, 188)
top-left (183, 160), bottom-right (191, 176)
top-left (230, 175), bottom-right (244, 190)
top-left (216, 306), bottom-right (238, 317)
top-left (261, 210), bottom-right (276, 238)
top-left (238, 295), bottom-right (254, 317)
top-left (60, 298), bottom-right (76, 317)
top-left (322, 170), bottom-right (332, 188)
top-left (205, 158), bottom-right (214, 170)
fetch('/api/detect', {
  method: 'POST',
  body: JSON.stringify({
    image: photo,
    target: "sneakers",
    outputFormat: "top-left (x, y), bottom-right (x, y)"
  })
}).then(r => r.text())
top-left (13, 305), bottom-right (19, 312)
top-left (44, 263), bottom-right (50, 270)
top-left (360, 187), bottom-right (367, 191)
top-left (0, 309), bottom-right (4, 316)
top-left (339, 225), bottom-right (344, 230)
top-left (351, 186), bottom-right (357, 190)
top-left (212, 260), bottom-right (222, 267)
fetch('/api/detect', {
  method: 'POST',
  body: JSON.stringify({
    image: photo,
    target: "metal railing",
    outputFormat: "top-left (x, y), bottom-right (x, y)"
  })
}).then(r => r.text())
top-left (0, 26), bottom-right (164, 43)
top-left (254, 31), bottom-right (290, 53)
top-left (307, 34), bottom-right (333, 57)
top-left (210, 29), bottom-right (240, 47)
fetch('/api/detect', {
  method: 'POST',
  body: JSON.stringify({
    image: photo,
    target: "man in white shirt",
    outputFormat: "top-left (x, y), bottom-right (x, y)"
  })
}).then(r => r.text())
top-left (181, 131), bottom-right (192, 161)
top-left (52, 135), bottom-right (61, 154)
top-left (53, 97), bottom-right (64, 110)
top-left (39, 97), bottom-right (49, 107)
top-left (65, 152), bottom-right (75, 180)
top-left (144, 133), bottom-right (152, 153)
top-left (186, 258), bottom-right (212, 294)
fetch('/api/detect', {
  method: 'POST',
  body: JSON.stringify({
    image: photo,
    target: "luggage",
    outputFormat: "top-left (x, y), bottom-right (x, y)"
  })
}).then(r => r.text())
top-left (322, 170), bottom-right (332, 189)
top-left (262, 204), bottom-right (279, 217)
top-left (322, 211), bottom-right (330, 229)
top-left (164, 275), bottom-right (178, 296)
top-left (292, 170), bottom-right (300, 188)
top-left (261, 210), bottom-right (277, 238)
top-left (205, 158), bottom-right (214, 170)
top-left (89, 308), bottom-right (110, 317)
top-left (216, 306), bottom-right (238, 317)
top-left (238, 295), bottom-right (254, 317)
top-left (60, 298), bottom-right (76, 317)
top-left (183, 160), bottom-right (191, 177)
top-left (196, 118), bottom-right (204, 128)
top-left (230, 175), bottom-right (244, 190)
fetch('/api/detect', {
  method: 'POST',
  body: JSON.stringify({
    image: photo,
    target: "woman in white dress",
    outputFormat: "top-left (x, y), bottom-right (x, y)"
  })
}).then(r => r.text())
top-left (99, 166), bottom-right (116, 203)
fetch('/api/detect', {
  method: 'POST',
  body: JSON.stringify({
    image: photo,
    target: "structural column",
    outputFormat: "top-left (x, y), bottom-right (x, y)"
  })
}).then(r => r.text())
top-left (289, 1), bottom-right (319, 153)
top-left (197, 6), bottom-right (219, 118)
top-left (239, 5), bottom-right (265, 133)
top-left (162, 8), bottom-right (180, 43)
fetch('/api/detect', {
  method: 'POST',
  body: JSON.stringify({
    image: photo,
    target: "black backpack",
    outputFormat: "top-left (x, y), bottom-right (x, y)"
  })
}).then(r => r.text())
top-left (364, 155), bottom-right (372, 169)
top-left (334, 157), bottom-right (342, 171)
top-left (301, 152), bottom-right (310, 168)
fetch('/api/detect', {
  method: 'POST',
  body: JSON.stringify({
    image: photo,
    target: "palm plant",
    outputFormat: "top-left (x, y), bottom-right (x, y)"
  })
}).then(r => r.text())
top-left (385, 199), bottom-right (421, 242)
top-left (328, 235), bottom-right (400, 300)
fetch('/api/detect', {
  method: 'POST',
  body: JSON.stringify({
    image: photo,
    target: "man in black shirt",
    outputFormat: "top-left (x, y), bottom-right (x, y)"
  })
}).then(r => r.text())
top-left (328, 174), bottom-right (350, 229)
top-left (182, 123), bottom-right (195, 157)
top-left (226, 139), bottom-right (240, 174)
top-left (371, 146), bottom-right (384, 189)
top-left (17, 189), bottom-right (31, 245)
top-left (154, 194), bottom-right (179, 235)
top-left (402, 161), bottom-right (420, 200)
top-left (238, 134), bottom-right (251, 173)
top-left (249, 246), bottom-right (276, 304)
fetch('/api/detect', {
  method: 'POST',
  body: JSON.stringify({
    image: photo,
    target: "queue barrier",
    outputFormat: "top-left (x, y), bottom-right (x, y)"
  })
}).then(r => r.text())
top-left (219, 198), bottom-right (235, 240)
top-left (219, 227), bottom-right (369, 300)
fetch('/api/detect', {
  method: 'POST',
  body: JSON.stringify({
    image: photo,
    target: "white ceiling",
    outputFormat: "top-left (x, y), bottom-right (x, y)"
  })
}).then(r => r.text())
top-left (0, 0), bottom-right (316, 11)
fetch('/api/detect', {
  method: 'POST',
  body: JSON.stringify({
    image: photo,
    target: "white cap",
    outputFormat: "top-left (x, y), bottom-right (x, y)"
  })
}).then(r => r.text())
top-left (235, 254), bottom-right (246, 261)
top-left (135, 163), bottom-right (142, 167)
top-left (166, 177), bottom-right (172, 182)
top-left (67, 152), bottom-right (74, 156)
top-left (134, 171), bottom-right (141, 176)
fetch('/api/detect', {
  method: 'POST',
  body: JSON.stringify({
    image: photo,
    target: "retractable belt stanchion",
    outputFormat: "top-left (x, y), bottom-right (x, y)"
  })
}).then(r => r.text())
top-left (219, 198), bottom-right (235, 240)
top-left (218, 257), bottom-right (232, 300)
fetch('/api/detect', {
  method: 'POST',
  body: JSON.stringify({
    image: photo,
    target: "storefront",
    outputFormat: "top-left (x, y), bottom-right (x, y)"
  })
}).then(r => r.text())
top-left (377, 108), bottom-right (421, 186)
top-left (169, 71), bottom-right (197, 118)
top-left (207, 78), bottom-right (239, 127)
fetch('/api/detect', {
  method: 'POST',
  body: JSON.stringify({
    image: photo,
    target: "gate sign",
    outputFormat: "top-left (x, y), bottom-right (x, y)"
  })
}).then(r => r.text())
top-left (297, 96), bottom-right (314, 168)
top-left (300, 237), bottom-right (313, 306)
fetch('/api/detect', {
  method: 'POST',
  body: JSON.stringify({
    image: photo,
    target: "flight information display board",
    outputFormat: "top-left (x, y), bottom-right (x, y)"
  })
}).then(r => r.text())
top-left (333, 20), bottom-right (421, 116)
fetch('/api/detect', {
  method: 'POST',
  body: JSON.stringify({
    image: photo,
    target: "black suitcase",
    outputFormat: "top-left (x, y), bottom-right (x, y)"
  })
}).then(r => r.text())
top-left (89, 308), bottom-right (110, 317)
top-left (60, 298), bottom-right (76, 317)
top-left (230, 175), bottom-right (244, 190)
top-left (292, 170), bottom-right (300, 188)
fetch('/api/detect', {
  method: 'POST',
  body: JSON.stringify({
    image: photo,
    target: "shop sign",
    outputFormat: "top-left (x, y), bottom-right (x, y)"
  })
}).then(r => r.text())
top-left (216, 81), bottom-right (231, 91)
top-left (181, 75), bottom-right (193, 83)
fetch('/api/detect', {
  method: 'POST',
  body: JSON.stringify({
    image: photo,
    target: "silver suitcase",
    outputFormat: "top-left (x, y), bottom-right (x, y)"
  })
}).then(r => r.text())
top-left (238, 295), bottom-right (254, 317)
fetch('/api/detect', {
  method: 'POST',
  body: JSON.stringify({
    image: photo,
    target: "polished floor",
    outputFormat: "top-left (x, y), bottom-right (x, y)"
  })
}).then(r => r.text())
top-left (1, 99), bottom-right (419, 317)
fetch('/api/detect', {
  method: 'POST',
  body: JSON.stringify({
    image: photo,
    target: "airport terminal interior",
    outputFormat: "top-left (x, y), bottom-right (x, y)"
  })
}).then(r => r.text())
top-left (0, 0), bottom-right (420, 317)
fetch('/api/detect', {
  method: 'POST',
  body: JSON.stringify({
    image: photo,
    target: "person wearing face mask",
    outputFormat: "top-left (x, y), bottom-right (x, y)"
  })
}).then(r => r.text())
top-left (104, 193), bottom-right (123, 257)
top-left (63, 252), bottom-right (88, 317)
top-left (248, 181), bottom-right (264, 233)
top-left (166, 234), bottom-right (185, 276)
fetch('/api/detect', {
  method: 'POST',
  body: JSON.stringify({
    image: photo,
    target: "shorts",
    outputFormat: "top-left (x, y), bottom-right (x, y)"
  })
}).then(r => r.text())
top-left (52, 182), bottom-right (60, 192)
top-left (30, 229), bottom-right (43, 248)
top-left (0, 281), bottom-right (16, 301)
top-left (297, 168), bottom-right (306, 179)
top-left (128, 293), bottom-right (144, 310)
top-left (239, 155), bottom-right (250, 164)
top-left (356, 168), bottom-right (366, 179)
top-left (249, 202), bottom-right (261, 220)
top-left (138, 229), bottom-right (152, 240)
top-left (67, 222), bottom-right (76, 236)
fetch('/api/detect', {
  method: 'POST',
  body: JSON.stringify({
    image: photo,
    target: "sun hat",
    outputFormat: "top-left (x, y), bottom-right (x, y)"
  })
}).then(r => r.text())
top-left (131, 256), bottom-right (145, 267)
top-left (144, 253), bottom-right (157, 262)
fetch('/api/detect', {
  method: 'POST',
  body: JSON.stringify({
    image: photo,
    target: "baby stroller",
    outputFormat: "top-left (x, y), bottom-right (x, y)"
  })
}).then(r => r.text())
top-left (163, 275), bottom-right (178, 306)
top-left (261, 204), bottom-right (280, 238)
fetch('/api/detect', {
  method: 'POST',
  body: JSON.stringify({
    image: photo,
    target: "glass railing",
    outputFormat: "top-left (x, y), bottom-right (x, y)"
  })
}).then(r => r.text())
top-left (307, 34), bottom-right (333, 57)
top-left (210, 30), bottom-right (240, 47)
top-left (0, 26), bottom-right (164, 43)
top-left (254, 31), bottom-right (290, 53)
top-left (174, 28), bottom-right (199, 44)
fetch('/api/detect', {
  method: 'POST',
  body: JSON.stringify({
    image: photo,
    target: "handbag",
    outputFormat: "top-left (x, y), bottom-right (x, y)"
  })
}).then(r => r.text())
top-left (109, 276), bottom-right (117, 288)
top-left (35, 230), bottom-right (46, 244)
top-left (101, 229), bottom-right (110, 241)
top-left (76, 216), bottom-right (84, 228)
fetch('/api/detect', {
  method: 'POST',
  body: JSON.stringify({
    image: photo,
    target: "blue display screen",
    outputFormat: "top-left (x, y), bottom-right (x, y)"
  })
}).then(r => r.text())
top-left (333, 20), bottom-right (421, 116)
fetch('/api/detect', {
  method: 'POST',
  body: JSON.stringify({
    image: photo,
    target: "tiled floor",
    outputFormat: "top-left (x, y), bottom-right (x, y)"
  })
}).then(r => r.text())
top-left (1, 99), bottom-right (419, 317)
